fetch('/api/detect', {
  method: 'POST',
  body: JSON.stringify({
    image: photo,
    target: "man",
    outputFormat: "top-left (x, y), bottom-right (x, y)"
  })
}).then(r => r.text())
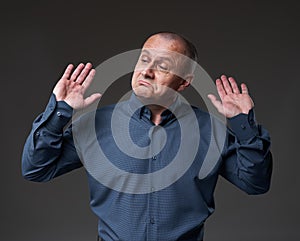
top-left (22, 32), bottom-right (272, 241)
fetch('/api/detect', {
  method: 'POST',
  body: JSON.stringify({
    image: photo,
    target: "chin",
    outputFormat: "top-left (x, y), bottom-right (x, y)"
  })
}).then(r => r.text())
top-left (133, 87), bottom-right (152, 98)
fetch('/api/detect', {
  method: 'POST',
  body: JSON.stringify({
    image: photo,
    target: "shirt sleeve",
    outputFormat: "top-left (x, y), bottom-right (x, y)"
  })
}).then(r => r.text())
top-left (21, 94), bottom-right (82, 182)
top-left (219, 109), bottom-right (273, 194)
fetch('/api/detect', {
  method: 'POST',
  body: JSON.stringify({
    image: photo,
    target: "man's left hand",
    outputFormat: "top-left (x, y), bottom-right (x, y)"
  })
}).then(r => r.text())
top-left (208, 75), bottom-right (254, 118)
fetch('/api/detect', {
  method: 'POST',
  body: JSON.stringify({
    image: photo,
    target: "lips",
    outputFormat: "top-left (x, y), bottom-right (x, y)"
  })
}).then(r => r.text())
top-left (138, 80), bottom-right (151, 86)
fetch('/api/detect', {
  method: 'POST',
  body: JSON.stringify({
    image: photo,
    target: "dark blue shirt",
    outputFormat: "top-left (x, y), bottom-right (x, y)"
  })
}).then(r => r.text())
top-left (22, 93), bottom-right (272, 241)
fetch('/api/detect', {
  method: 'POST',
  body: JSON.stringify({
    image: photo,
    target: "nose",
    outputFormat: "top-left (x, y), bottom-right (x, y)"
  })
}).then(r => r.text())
top-left (141, 66), bottom-right (155, 79)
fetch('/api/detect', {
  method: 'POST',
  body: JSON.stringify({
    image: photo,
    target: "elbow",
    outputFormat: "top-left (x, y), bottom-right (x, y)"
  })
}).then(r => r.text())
top-left (242, 159), bottom-right (273, 195)
top-left (244, 183), bottom-right (271, 195)
top-left (22, 169), bottom-right (51, 183)
top-left (22, 160), bottom-right (53, 183)
top-left (242, 173), bottom-right (272, 195)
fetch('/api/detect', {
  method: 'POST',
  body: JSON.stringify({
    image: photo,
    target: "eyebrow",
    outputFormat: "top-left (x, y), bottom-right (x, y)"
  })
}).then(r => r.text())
top-left (141, 49), bottom-right (151, 55)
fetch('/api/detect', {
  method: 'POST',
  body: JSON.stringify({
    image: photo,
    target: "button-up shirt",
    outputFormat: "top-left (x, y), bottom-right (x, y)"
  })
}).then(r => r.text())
top-left (22, 93), bottom-right (272, 241)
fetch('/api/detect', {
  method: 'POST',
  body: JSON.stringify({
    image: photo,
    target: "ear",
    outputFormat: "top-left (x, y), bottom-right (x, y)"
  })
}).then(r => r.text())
top-left (177, 74), bottom-right (194, 92)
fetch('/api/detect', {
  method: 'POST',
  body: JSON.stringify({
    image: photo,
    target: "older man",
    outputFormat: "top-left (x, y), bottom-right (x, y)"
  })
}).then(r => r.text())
top-left (22, 32), bottom-right (272, 241)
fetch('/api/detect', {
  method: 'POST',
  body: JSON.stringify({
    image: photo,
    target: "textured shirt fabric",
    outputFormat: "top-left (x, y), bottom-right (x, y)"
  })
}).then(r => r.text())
top-left (22, 93), bottom-right (272, 241)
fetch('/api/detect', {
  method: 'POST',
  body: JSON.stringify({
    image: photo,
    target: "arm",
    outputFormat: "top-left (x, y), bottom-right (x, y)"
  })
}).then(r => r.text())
top-left (220, 109), bottom-right (272, 194)
top-left (22, 63), bottom-right (101, 182)
top-left (22, 95), bottom-right (81, 182)
top-left (208, 75), bottom-right (272, 194)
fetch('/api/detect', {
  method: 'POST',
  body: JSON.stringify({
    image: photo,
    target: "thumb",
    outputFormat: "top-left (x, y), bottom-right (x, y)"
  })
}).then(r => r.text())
top-left (207, 94), bottom-right (224, 114)
top-left (84, 93), bottom-right (102, 107)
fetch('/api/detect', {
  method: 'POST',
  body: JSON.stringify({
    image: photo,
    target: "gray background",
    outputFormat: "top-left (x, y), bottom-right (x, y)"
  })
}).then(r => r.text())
top-left (1, 0), bottom-right (299, 240)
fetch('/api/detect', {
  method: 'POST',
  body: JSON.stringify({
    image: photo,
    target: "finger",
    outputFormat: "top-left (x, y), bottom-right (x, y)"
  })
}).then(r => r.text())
top-left (215, 78), bottom-right (226, 100)
top-left (221, 75), bottom-right (233, 94)
top-left (61, 64), bottom-right (74, 79)
top-left (207, 94), bottom-right (224, 114)
top-left (70, 63), bottom-right (85, 81)
top-left (228, 77), bottom-right (240, 94)
top-left (84, 93), bottom-right (102, 107)
top-left (241, 83), bottom-right (249, 94)
top-left (82, 68), bottom-right (96, 90)
top-left (76, 62), bottom-right (93, 84)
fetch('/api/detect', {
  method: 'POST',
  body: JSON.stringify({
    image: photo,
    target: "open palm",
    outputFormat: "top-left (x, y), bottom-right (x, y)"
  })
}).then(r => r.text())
top-left (53, 63), bottom-right (101, 110)
top-left (208, 75), bottom-right (254, 118)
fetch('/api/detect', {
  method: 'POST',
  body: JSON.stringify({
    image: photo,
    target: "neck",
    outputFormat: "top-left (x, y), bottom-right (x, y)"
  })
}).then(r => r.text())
top-left (147, 104), bottom-right (166, 125)
top-left (136, 94), bottom-right (177, 125)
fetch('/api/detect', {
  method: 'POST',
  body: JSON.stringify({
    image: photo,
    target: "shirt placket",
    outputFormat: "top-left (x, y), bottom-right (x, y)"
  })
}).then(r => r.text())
top-left (146, 125), bottom-right (160, 241)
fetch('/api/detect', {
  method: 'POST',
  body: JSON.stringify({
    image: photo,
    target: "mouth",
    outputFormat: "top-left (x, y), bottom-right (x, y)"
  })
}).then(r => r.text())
top-left (138, 80), bottom-right (151, 86)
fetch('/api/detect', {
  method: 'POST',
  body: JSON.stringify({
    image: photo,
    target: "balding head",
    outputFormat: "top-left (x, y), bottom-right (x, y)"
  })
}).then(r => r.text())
top-left (143, 32), bottom-right (198, 63)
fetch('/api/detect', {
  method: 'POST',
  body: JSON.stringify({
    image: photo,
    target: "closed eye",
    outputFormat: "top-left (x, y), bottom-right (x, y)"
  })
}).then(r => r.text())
top-left (158, 65), bottom-right (168, 70)
top-left (140, 54), bottom-right (151, 64)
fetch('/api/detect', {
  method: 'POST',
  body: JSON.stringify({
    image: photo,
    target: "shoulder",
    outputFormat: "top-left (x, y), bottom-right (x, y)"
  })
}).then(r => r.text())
top-left (190, 105), bottom-right (227, 132)
top-left (191, 105), bottom-right (210, 118)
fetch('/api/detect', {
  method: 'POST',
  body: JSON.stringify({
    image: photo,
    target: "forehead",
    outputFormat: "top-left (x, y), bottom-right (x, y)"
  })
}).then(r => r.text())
top-left (142, 35), bottom-right (187, 56)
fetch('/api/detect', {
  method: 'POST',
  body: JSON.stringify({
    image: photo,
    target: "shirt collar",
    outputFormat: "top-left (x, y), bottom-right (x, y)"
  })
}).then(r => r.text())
top-left (128, 92), bottom-right (183, 123)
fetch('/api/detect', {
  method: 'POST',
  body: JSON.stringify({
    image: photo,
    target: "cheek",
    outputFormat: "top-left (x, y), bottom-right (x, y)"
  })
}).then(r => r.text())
top-left (131, 72), bottom-right (139, 86)
top-left (159, 78), bottom-right (181, 91)
top-left (132, 71), bottom-right (138, 79)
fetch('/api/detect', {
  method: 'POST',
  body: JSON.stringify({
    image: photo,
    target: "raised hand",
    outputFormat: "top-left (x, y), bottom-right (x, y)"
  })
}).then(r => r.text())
top-left (53, 63), bottom-right (101, 110)
top-left (208, 75), bottom-right (254, 118)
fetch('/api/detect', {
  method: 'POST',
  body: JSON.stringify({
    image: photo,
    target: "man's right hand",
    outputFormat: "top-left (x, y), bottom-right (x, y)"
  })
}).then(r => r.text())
top-left (53, 63), bottom-right (101, 110)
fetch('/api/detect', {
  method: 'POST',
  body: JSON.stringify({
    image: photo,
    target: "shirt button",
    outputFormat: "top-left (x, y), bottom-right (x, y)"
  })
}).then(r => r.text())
top-left (241, 124), bottom-right (246, 130)
top-left (151, 187), bottom-right (155, 192)
top-left (150, 218), bottom-right (155, 224)
top-left (152, 156), bottom-right (157, 160)
top-left (57, 111), bottom-right (62, 117)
